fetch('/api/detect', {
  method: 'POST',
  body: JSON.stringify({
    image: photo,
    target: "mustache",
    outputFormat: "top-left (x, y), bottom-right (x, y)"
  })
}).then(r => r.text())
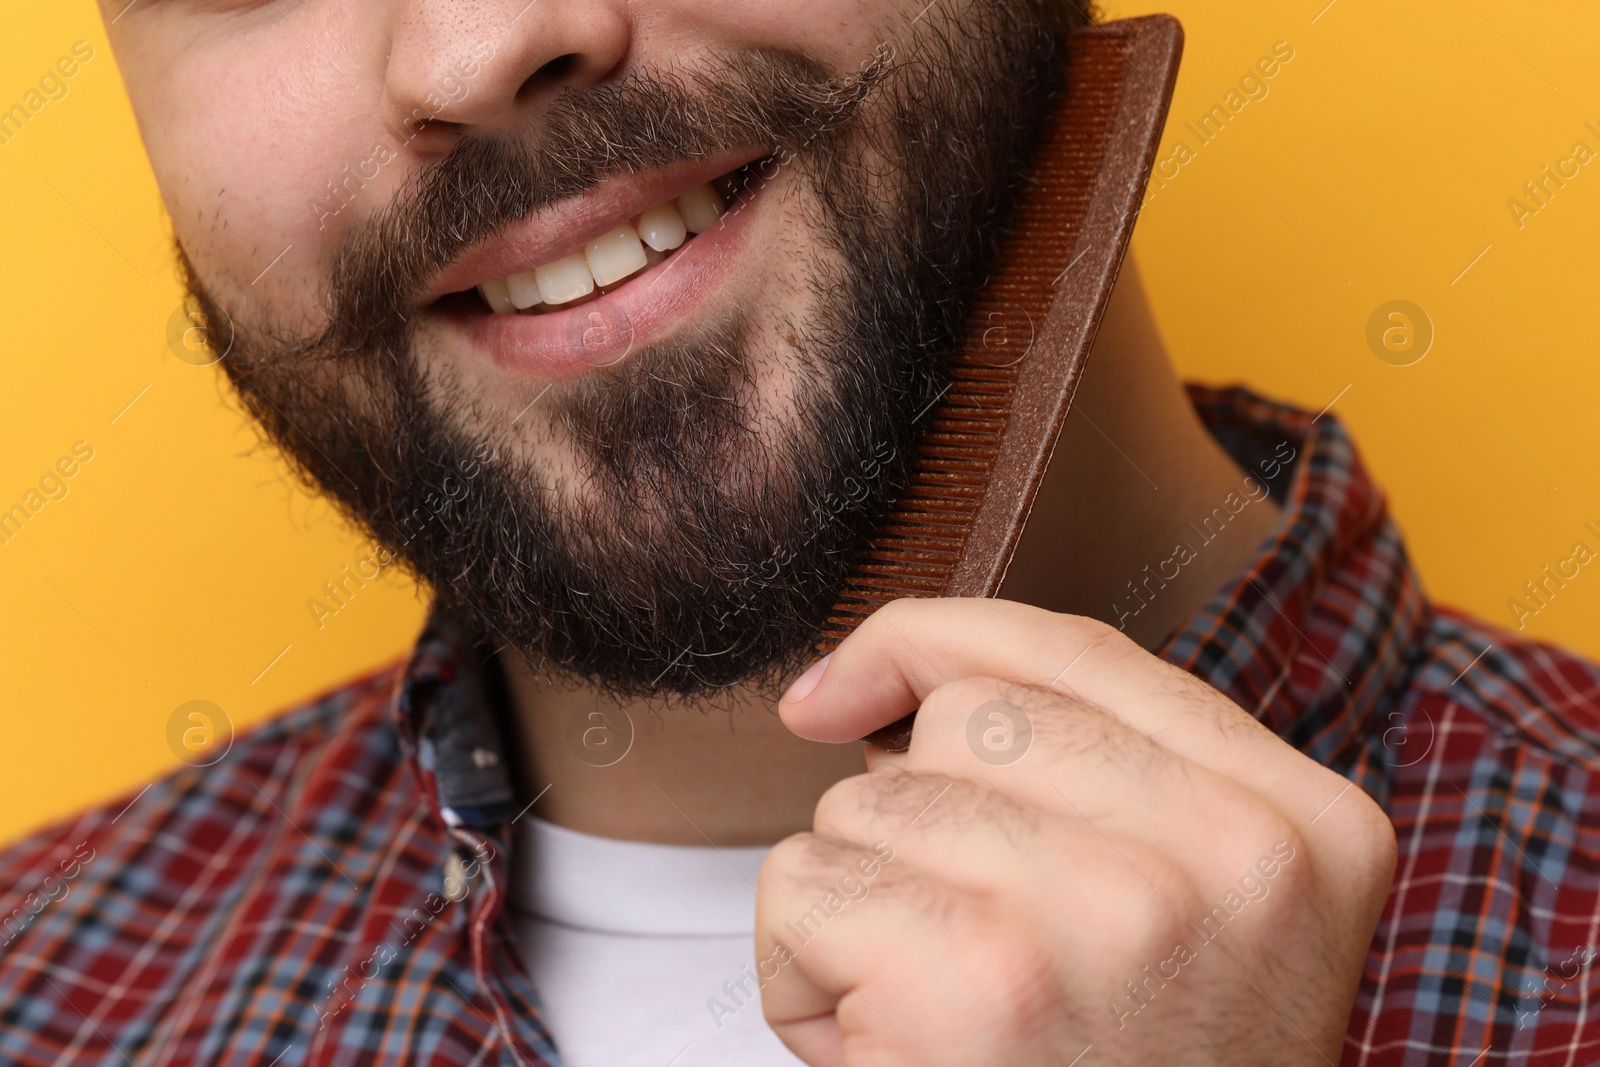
top-left (316, 48), bottom-right (889, 360)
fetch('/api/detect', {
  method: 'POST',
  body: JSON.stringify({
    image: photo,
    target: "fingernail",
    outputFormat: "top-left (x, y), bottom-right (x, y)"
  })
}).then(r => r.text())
top-left (783, 655), bottom-right (830, 704)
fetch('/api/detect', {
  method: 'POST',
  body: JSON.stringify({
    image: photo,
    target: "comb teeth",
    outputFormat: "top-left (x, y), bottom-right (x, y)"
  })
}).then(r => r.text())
top-left (819, 354), bottom-right (1015, 643)
top-left (817, 16), bottom-right (1184, 657)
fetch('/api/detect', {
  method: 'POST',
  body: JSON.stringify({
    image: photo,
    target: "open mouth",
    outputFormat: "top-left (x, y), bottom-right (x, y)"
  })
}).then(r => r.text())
top-left (437, 158), bottom-right (770, 318)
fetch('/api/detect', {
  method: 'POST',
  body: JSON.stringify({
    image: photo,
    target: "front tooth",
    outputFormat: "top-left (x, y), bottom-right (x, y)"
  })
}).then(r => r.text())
top-left (477, 278), bottom-right (516, 315)
top-left (636, 203), bottom-right (687, 252)
top-left (677, 183), bottom-right (725, 233)
top-left (534, 253), bottom-right (596, 305)
top-left (584, 223), bottom-right (648, 287)
top-left (505, 271), bottom-right (543, 309)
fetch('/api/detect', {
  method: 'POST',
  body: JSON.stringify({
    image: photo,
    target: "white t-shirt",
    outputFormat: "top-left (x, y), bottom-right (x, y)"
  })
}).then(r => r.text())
top-left (510, 816), bottom-right (806, 1067)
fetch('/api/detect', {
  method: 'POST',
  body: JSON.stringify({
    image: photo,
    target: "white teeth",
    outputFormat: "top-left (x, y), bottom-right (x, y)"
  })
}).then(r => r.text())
top-left (636, 202), bottom-right (687, 252)
top-left (584, 223), bottom-right (648, 287)
top-left (477, 278), bottom-right (516, 315)
top-left (477, 181), bottom-right (732, 312)
top-left (505, 271), bottom-right (543, 310)
top-left (677, 183), bottom-right (725, 233)
top-left (535, 253), bottom-right (595, 306)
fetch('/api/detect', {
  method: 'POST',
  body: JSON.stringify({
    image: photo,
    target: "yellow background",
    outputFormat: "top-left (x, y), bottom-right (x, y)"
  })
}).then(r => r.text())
top-left (3, 0), bottom-right (1597, 845)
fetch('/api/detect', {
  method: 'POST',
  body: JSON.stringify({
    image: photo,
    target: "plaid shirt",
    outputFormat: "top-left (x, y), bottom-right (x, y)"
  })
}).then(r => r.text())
top-left (5, 384), bottom-right (1600, 1066)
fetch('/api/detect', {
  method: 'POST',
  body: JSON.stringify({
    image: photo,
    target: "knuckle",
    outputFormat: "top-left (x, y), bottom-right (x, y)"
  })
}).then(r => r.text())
top-left (817, 769), bottom-right (1027, 841)
top-left (918, 676), bottom-right (1007, 724)
top-left (861, 863), bottom-right (952, 923)
top-left (867, 595), bottom-right (923, 634)
top-left (1248, 807), bottom-right (1304, 866)
top-left (760, 831), bottom-right (842, 890)
top-left (1054, 613), bottom-right (1138, 664)
top-left (811, 773), bottom-right (878, 836)
top-left (1004, 681), bottom-right (1110, 742)
top-left (1059, 612), bottom-right (1119, 643)
top-left (997, 681), bottom-right (1162, 777)
top-left (958, 908), bottom-right (1068, 1041)
top-left (1356, 791), bottom-right (1399, 872)
top-left (1105, 851), bottom-right (1205, 949)
top-left (1323, 786), bottom-right (1398, 903)
top-left (1232, 807), bottom-right (1314, 899)
top-left (849, 596), bottom-right (938, 663)
top-left (906, 774), bottom-right (1037, 842)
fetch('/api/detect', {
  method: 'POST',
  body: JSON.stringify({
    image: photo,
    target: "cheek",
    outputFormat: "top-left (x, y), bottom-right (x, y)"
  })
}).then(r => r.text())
top-left (127, 7), bottom-right (395, 320)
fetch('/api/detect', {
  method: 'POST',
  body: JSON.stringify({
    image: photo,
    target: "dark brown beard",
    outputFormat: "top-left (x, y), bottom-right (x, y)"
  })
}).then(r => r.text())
top-left (191, 0), bottom-right (1086, 699)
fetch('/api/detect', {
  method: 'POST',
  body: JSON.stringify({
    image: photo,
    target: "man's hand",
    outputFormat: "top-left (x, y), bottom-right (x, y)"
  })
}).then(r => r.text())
top-left (761, 598), bottom-right (1396, 1066)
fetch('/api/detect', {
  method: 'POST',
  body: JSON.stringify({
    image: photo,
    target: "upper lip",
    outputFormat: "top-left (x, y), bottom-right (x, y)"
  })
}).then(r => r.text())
top-left (420, 148), bottom-right (769, 304)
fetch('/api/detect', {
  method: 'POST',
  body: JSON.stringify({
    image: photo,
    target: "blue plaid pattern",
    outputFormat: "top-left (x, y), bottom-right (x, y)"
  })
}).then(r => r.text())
top-left (3, 385), bottom-right (1600, 1065)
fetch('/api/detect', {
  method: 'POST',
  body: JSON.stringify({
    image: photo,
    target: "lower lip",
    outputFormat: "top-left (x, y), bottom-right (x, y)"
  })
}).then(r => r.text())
top-left (448, 186), bottom-right (761, 380)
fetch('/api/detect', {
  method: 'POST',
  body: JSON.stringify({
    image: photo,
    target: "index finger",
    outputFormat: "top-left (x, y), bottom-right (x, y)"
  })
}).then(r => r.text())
top-left (780, 597), bottom-right (1319, 797)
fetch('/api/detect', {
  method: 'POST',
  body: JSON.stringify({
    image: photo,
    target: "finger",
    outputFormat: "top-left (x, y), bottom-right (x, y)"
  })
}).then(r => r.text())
top-left (756, 832), bottom-right (1067, 1067)
top-left (823, 711), bottom-right (1283, 913)
top-left (782, 597), bottom-right (1340, 807)
top-left (811, 768), bottom-right (1046, 893)
top-left (753, 832), bottom-right (954, 1067)
top-left (810, 767), bottom-right (1213, 915)
top-left (897, 675), bottom-right (1202, 826)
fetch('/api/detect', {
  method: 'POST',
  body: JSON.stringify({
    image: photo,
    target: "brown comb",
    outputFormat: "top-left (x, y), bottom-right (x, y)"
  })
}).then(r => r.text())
top-left (816, 15), bottom-right (1184, 751)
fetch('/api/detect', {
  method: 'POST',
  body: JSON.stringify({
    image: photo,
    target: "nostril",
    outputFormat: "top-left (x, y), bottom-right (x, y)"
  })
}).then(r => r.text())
top-left (518, 53), bottom-right (578, 98)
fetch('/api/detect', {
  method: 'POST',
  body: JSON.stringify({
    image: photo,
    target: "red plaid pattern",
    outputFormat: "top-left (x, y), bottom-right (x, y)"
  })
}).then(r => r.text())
top-left (3, 385), bottom-right (1599, 1065)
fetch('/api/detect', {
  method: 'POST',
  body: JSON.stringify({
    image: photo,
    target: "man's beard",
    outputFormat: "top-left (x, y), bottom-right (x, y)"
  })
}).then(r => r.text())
top-left (193, 0), bottom-right (1084, 699)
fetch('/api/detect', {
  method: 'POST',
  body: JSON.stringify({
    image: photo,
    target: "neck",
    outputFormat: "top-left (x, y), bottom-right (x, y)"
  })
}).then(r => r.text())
top-left (500, 252), bottom-right (1280, 845)
top-left (996, 255), bottom-right (1282, 644)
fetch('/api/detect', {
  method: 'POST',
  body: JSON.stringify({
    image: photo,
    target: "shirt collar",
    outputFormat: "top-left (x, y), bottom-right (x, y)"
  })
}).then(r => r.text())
top-left (392, 384), bottom-right (1420, 825)
top-left (1160, 385), bottom-right (1424, 807)
top-left (393, 614), bottom-right (518, 830)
